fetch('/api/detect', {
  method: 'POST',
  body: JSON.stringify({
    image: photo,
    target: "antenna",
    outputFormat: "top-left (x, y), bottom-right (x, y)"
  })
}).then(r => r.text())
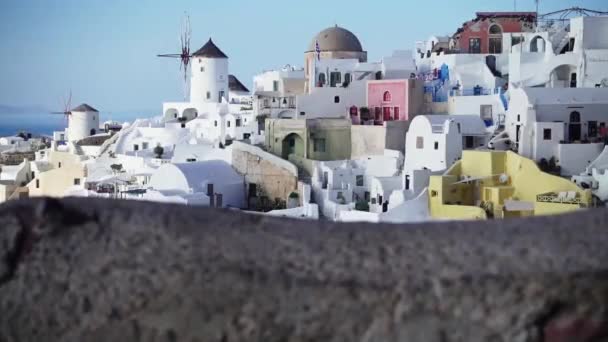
top-left (158, 12), bottom-right (192, 101)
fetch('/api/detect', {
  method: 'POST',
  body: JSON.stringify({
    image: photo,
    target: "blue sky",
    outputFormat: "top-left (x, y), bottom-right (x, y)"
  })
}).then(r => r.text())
top-left (0, 0), bottom-right (606, 112)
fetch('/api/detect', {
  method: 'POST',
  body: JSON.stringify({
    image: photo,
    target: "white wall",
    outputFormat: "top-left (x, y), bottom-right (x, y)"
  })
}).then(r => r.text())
top-left (405, 116), bottom-right (462, 172)
top-left (190, 57), bottom-right (229, 103)
top-left (68, 111), bottom-right (98, 141)
top-left (296, 81), bottom-right (366, 119)
top-left (557, 143), bottom-right (604, 176)
top-left (532, 122), bottom-right (564, 162)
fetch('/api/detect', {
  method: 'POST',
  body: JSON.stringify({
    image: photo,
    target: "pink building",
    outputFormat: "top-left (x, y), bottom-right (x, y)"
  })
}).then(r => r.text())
top-left (351, 79), bottom-right (422, 125)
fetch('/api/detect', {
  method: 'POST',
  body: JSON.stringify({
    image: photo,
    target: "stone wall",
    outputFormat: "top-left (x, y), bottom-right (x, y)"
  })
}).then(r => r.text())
top-left (0, 152), bottom-right (34, 166)
top-left (232, 144), bottom-right (298, 210)
top-left (1, 197), bottom-right (607, 341)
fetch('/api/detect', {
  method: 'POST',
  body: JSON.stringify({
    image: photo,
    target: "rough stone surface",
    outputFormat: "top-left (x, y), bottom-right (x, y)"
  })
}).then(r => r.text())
top-left (0, 197), bottom-right (607, 342)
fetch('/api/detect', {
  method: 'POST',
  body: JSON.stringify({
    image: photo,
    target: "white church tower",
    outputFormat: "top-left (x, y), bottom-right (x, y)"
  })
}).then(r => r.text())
top-left (67, 104), bottom-right (99, 141)
top-left (190, 38), bottom-right (229, 104)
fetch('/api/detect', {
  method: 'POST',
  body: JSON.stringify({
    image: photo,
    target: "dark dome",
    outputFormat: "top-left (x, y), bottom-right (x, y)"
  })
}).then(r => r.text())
top-left (307, 26), bottom-right (363, 53)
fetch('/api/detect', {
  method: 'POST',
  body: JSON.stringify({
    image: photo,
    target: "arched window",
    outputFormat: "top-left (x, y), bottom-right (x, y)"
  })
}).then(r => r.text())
top-left (383, 91), bottom-right (392, 102)
top-left (488, 24), bottom-right (503, 54)
top-left (570, 111), bottom-right (581, 123)
top-left (489, 24), bottom-right (502, 34)
top-left (344, 73), bottom-right (352, 85)
top-left (318, 73), bottom-right (326, 86)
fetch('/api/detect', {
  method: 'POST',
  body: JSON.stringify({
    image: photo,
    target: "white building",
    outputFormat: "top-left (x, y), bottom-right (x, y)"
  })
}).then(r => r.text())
top-left (254, 26), bottom-right (416, 121)
top-left (405, 115), bottom-right (489, 172)
top-left (506, 87), bottom-right (608, 176)
top-left (147, 160), bottom-right (245, 208)
top-left (67, 104), bottom-right (100, 141)
top-left (162, 39), bottom-right (255, 145)
top-left (508, 16), bottom-right (608, 88)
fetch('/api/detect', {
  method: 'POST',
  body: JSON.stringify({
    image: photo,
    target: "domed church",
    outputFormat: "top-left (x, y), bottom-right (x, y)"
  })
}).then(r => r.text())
top-left (304, 25), bottom-right (367, 80)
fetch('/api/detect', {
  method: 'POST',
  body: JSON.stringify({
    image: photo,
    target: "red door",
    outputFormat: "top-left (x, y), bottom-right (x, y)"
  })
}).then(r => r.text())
top-left (393, 106), bottom-right (400, 120)
top-left (383, 107), bottom-right (391, 121)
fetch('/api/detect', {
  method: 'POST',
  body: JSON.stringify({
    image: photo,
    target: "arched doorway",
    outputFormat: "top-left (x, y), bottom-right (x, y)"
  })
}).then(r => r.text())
top-left (569, 111), bottom-right (581, 142)
top-left (530, 36), bottom-right (546, 53)
top-left (550, 65), bottom-right (577, 88)
top-left (281, 133), bottom-right (304, 160)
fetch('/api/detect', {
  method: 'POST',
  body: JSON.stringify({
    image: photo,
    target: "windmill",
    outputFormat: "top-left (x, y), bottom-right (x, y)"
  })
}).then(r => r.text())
top-left (158, 13), bottom-right (192, 100)
top-left (50, 90), bottom-right (73, 121)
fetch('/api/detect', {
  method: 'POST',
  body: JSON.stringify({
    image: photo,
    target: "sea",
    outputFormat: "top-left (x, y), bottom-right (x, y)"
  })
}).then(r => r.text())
top-left (0, 112), bottom-right (157, 137)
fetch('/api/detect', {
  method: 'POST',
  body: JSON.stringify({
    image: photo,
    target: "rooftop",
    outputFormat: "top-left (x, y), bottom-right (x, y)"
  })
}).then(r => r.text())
top-left (307, 25), bottom-right (364, 53)
top-left (192, 39), bottom-right (228, 58)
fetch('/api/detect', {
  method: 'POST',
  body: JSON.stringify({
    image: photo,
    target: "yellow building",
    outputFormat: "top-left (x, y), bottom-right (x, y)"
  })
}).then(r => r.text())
top-left (428, 151), bottom-right (592, 220)
top-left (27, 148), bottom-right (87, 198)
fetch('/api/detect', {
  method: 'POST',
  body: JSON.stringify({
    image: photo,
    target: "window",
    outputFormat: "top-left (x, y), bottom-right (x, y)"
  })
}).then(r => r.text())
top-left (273, 80), bottom-right (279, 92)
top-left (214, 120), bottom-right (218, 127)
top-left (334, 96), bottom-right (340, 103)
top-left (206, 91), bottom-right (211, 100)
top-left (219, 90), bottom-right (225, 100)
top-left (434, 141), bottom-right (439, 150)
top-left (313, 138), bottom-right (326, 152)
top-left (300, 111), bottom-right (306, 116)
top-left (181, 123), bottom-right (186, 128)
top-left (344, 73), bottom-right (351, 85)
top-left (589, 121), bottom-right (598, 138)
top-left (200, 67), bottom-right (205, 72)
top-left (330, 72), bottom-right (341, 87)
top-left (457, 123), bottom-right (461, 133)
top-left (73, 178), bottom-right (81, 186)
top-left (288, 138), bottom-right (295, 147)
top-left (356, 175), bottom-right (364, 186)
top-left (543, 128), bottom-right (552, 140)
top-left (375, 71), bottom-right (383, 80)
top-left (227, 121), bottom-right (231, 127)
top-left (133, 144), bottom-right (139, 151)
top-left (36, 179), bottom-right (39, 188)
top-left (31, 171), bottom-right (35, 179)
top-left (186, 158), bottom-right (196, 162)
top-left (248, 183), bottom-right (257, 198)
top-left (517, 115), bottom-right (521, 122)
top-left (318, 73), bottom-right (326, 86)
top-left (416, 136), bottom-right (424, 149)
top-left (364, 191), bottom-right (370, 201)
top-left (480, 105), bottom-right (493, 121)
top-left (142, 142), bottom-right (149, 150)
top-left (469, 38), bottom-right (481, 53)
top-left (236, 119), bottom-right (242, 127)
top-left (174, 113), bottom-right (178, 118)
top-left (465, 136), bottom-right (474, 148)
top-left (58, 162), bottom-right (62, 168)
top-left (383, 91), bottom-right (392, 102)
top-left (489, 24), bottom-right (502, 34)
top-left (374, 107), bottom-right (381, 121)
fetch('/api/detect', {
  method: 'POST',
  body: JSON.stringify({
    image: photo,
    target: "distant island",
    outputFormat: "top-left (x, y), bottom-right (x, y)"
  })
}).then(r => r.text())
top-left (0, 104), bottom-right (51, 115)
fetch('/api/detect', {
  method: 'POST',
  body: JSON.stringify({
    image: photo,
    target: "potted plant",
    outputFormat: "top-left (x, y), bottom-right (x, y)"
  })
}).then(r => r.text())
top-left (153, 144), bottom-right (164, 159)
top-left (287, 192), bottom-right (299, 209)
